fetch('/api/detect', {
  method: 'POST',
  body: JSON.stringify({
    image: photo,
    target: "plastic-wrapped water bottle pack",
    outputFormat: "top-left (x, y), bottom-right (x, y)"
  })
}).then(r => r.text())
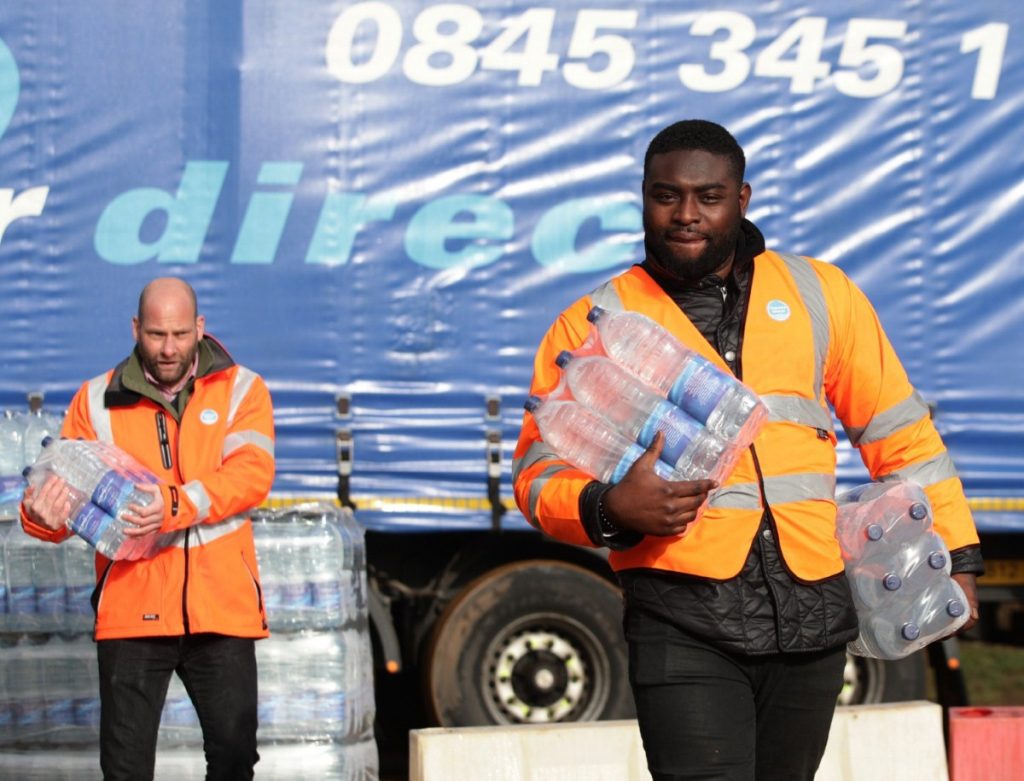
top-left (526, 306), bottom-right (767, 490)
top-left (836, 480), bottom-right (969, 660)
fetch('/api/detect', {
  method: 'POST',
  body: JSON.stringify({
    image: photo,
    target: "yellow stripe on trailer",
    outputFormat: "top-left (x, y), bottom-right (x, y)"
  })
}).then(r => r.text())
top-left (261, 495), bottom-right (518, 511)
top-left (968, 497), bottom-right (1024, 512)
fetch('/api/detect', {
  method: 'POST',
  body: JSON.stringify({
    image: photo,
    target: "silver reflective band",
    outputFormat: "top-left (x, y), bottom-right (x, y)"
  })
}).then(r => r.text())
top-left (167, 512), bottom-right (249, 548)
top-left (844, 389), bottom-right (930, 447)
top-left (87, 374), bottom-right (114, 444)
top-left (183, 480), bottom-right (212, 522)
top-left (527, 463), bottom-right (574, 527)
top-left (761, 395), bottom-right (834, 434)
top-left (228, 366), bottom-right (258, 426)
top-left (589, 280), bottom-right (625, 312)
top-left (879, 452), bottom-right (959, 488)
top-left (223, 430), bottom-right (275, 460)
top-left (778, 253), bottom-right (831, 405)
top-left (708, 472), bottom-right (836, 510)
top-left (512, 441), bottom-right (561, 482)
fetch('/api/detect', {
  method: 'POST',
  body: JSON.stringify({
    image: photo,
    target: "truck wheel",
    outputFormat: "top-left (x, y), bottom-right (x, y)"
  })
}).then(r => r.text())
top-left (839, 650), bottom-right (927, 705)
top-left (423, 560), bottom-right (634, 727)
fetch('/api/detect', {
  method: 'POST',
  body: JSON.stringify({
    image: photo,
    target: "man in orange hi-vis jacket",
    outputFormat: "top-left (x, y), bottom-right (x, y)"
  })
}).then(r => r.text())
top-left (21, 277), bottom-right (275, 781)
top-left (513, 120), bottom-right (982, 781)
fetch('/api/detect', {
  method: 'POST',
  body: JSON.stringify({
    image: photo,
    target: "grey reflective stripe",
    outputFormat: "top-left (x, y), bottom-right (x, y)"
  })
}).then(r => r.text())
top-left (526, 463), bottom-right (574, 527)
top-left (228, 366), bottom-right (258, 426)
top-left (512, 441), bottom-right (561, 482)
top-left (223, 430), bottom-right (275, 460)
top-left (589, 280), bottom-right (624, 312)
top-left (879, 452), bottom-right (959, 488)
top-left (761, 395), bottom-right (834, 434)
top-left (764, 472), bottom-right (836, 504)
top-left (778, 253), bottom-right (831, 405)
top-left (87, 375), bottom-right (114, 443)
top-left (167, 513), bottom-right (249, 548)
top-left (844, 389), bottom-right (930, 447)
top-left (707, 482), bottom-right (762, 510)
top-left (708, 472), bottom-right (835, 510)
top-left (183, 480), bottom-right (212, 523)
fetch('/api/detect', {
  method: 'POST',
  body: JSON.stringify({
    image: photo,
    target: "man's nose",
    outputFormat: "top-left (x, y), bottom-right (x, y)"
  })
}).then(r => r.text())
top-left (673, 196), bottom-right (699, 224)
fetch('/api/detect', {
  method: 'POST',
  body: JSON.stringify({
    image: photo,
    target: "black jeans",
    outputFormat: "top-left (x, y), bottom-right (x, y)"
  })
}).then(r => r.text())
top-left (97, 634), bottom-right (259, 781)
top-left (626, 607), bottom-right (846, 781)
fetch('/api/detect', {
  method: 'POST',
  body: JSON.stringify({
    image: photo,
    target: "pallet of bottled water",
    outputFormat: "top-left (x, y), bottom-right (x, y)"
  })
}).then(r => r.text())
top-left (0, 504), bottom-right (379, 780)
top-left (0, 409), bottom-right (64, 520)
top-left (836, 480), bottom-right (969, 660)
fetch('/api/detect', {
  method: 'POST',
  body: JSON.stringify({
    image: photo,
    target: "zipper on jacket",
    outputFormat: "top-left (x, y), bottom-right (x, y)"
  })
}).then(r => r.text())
top-left (155, 411), bottom-right (173, 469)
top-left (157, 409), bottom-right (191, 635)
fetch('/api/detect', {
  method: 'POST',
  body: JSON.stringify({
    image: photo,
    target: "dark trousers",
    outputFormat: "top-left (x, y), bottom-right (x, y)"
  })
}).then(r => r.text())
top-left (626, 608), bottom-right (846, 781)
top-left (97, 634), bottom-right (259, 781)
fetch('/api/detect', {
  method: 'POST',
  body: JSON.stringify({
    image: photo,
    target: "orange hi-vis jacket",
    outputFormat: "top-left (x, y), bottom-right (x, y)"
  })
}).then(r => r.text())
top-left (513, 253), bottom-right (979, 582)
top-left (21, 337), bottom-right (275, 640)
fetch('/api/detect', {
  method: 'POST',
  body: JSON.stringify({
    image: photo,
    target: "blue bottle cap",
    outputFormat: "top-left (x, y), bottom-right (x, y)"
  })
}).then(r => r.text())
top-left (883, 573), bottom-right (902, 591)
top-left (555, 351), bottom-right (573, 368)
top-left (21, 466), bottom-right (31, 478)
top-left (946, 600), bottom-right (965, 617)
top-left (909, 503), bottom-right (928, 520)
top-left (928, 552), bottom-right (947, 570)
top-left (524, 396), bottom-right (541, 412)
top-left (866, 523), bottom-right (884, 541)
top-left (586, 306), bottom-right (606, 324)
top-left (901, 623), bottom-right (921, 641)
top-left (41, 435), bottom-right (54, 448)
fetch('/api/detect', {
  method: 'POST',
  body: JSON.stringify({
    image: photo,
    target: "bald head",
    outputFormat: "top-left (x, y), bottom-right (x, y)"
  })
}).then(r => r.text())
top-left (137, 277), bottom-right (198, 322)
top-left (132, 277), bottom-right (205, 388)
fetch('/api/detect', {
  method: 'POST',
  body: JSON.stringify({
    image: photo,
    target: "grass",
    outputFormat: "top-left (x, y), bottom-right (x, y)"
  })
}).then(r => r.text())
top-left (955, 640), bottom-right (1024, 706)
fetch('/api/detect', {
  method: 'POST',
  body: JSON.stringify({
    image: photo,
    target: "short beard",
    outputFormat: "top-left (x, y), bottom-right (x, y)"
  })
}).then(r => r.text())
top-left (645, 234), bottom-right (734, 283)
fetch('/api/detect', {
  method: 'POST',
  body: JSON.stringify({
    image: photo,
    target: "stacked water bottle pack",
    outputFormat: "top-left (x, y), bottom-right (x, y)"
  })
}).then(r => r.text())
top-left (1, 521), bottom-right (96, 635)
top-left (0, 634), bottom-right (100, 748)
top-left (24, 437), bottom-right (171, 561)
top-left (836, 480), bottom-right (969, 659)
top-left (0, 409), bottom-right (63, 519)
top-left (526, 306), bottom-right (767, 491)
top-left (0, 504), bottom-right (378, 780)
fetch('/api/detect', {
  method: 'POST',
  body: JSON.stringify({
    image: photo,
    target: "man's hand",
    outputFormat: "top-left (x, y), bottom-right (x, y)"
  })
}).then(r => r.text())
top-left (22, 474), bottom-right (76, 532)
top-left (121, 483), bottom-right (165, 538)
top-left (952, 572), bottom-right (979, 634)
top-left (601, 432), bottom-right (717, 537)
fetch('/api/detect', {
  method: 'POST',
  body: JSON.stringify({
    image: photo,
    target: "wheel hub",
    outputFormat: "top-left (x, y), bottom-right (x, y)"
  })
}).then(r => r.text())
top-left (490, 629), bottom-right (586, 723)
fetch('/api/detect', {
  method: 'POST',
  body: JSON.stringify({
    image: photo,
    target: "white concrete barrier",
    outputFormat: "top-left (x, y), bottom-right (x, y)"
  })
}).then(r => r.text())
top-left (410, 701), bottom-right (948, 781)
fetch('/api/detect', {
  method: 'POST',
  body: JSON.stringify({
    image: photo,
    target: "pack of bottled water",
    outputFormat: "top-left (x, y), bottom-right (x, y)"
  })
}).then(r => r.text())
top-left (23, 437), bottom-right (172, 561)
top-left (836, 480), bottom-right (969, 660)
top-left (0, 503), bottom-right (379, 780)
top-left (525, 306), bottom-right (767, 489)
top-left (0, 408), bottom-right (64, 519)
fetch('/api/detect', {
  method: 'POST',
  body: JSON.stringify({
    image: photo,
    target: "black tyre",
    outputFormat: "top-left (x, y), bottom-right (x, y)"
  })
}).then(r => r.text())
top-left (839, 650), bottom-right (927, 705)
top-left (423, 560), bottom-right (635, 727)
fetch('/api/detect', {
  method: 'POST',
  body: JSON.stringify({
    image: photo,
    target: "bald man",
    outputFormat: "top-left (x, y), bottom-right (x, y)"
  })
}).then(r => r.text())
top-left (22, 277), bottom-right (276, 781)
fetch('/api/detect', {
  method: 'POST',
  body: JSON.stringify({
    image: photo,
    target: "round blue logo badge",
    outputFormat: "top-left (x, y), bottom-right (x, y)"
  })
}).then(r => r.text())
top-left (766, 300), bottom-right (791, 322)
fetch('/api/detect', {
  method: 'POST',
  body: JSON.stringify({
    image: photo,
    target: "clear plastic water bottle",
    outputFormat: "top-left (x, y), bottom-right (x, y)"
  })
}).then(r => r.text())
top-left (30, 537), bottom-right (65, 632)
top-left (63, 535), bottom-right (95, 633)
top-left (587, 307), bottom-right (767, 447)
top-left (525, 395), bottom-right (679, 484)
top-left (22, 410), bottom-right (60, 469)
top-left (4, 522), bottom-right (40, 632)
top-left (0, 411), bottom-right (25, 476)
top-left (556, 351), bottom-right (737, 482)
top-left (0, 522), bottom-right (9, 633)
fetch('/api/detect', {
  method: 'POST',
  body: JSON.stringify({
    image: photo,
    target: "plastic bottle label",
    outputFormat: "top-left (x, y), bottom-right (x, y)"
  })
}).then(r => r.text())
top-left (70, 503), bottom-right (115, 546)
top-left (91, 471), bottom-right (134, 515)
top-left (638, 401), bottom-right (702, 464)
top-left (667, 359), bottom-right (730, 422)
top-left (610, 444), bottom-right (645, 484)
